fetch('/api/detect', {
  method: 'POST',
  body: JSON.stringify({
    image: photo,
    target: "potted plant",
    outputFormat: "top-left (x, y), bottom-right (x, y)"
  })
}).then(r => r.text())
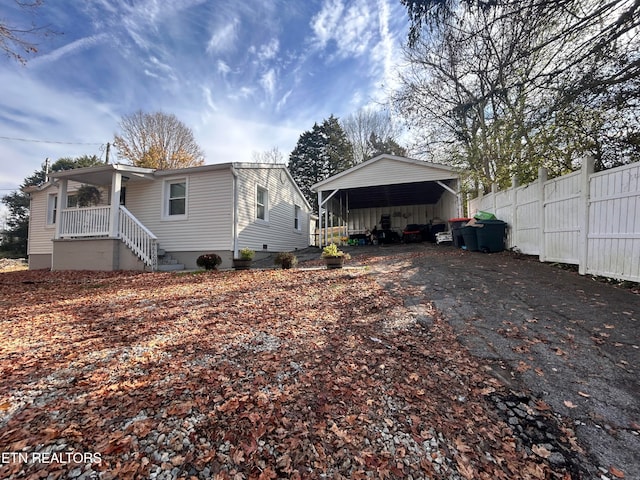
top-left (196, 253), bottom-right (222, 270)
top-left (274, 251), bottom-right (298, 269)
top-left (321, 243), bottom-right (350, 269)
top-left (76, 185), bottom-right (102, 207)
top-left (233, 247), bottom-right (255, 270)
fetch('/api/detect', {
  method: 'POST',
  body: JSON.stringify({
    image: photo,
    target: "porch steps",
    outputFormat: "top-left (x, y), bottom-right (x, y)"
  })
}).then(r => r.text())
top-left (156, 249), bottom-right (184, 272)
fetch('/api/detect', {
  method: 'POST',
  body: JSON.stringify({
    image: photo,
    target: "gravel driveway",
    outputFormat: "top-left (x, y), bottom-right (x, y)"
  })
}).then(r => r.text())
top-left (365, 242), bottom-right (639, 479)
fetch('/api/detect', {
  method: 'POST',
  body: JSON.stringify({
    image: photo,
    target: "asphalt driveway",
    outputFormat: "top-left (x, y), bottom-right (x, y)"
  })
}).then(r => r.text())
top-left (362, 242), bottom-right (639, 479)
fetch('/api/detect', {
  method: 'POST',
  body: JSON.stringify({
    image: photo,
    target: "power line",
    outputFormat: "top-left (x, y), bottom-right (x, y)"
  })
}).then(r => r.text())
top-left (0, 136), bottom-right (104, 146)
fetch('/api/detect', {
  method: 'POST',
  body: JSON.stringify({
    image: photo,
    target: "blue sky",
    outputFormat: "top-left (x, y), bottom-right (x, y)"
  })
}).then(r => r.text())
top-left (0, 0), bottom-right (409, 197)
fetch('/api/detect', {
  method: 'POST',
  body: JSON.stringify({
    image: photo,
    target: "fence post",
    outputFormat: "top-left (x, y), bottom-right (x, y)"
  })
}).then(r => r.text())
top-left (578, 156), bottom-right (595, 275)
top-left (491, 183), bottom-right (498, 214)
top-left (510, 176), bottom-right (519, 250)
top-left (538, 168), bottom-right (548, 262)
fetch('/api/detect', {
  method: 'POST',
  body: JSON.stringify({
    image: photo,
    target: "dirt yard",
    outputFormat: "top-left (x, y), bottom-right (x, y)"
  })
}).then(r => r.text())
top-left (0, 245), bottom-right (637, 479)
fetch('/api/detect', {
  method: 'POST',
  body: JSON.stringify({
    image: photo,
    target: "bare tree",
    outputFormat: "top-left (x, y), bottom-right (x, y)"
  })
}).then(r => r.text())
top-left (113, 111), bottom-right (205, 169)
top-left (395, 0), bottom-right (640, 191)
top-left (251, 146), bottom-right (284, 164)
top-left (1, 1), bottom-right (56, 64)
top-left (401, 0), bottom-right (640, 106)
top-left (341, 108), bottom-right (404, 163)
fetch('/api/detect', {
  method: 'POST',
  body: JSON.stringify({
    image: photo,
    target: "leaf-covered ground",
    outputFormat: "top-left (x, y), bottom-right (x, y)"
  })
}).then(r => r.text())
top-left (1, 261), bottom-right (574, 479)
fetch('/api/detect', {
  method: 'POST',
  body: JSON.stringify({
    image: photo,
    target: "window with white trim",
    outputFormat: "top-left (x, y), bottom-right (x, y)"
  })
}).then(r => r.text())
top-left (67, 194), bottom-right (78, 208)
top-left (294, 205), bottom-right (301, 231)
top-left (256, 186), bottom-right (268, 221)
top-left (47, 194), bottom-right (58, 225)
top-left (164, 179), bottom-right (187, 218)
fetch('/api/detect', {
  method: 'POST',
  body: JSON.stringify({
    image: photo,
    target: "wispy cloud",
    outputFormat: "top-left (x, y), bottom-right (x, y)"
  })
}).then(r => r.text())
top-left (206, 19), bottom-right (240, 54)
top-left (311, 0), bottom-right (374, 59)
top-left (257, 38), bottom-right (280, 61)
top-left (217, 60), bottom-right (232, 76)
top-left (260, 69), bottom-right (277, 99)
top-left (201, 86), bottom-right (218, 112)
top-left (31, 34), bottom-right (109, 66)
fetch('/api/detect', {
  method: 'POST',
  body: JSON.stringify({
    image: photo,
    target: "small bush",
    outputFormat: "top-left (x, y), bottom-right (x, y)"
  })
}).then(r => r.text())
top-left (321, 243), bottom-right (350, 260)
top-left (239, 247), bottom-right (255, 260)
top-left (196, 253), bottom-right (222, 270)
top-left (274, 252), bottom-right (298, 269)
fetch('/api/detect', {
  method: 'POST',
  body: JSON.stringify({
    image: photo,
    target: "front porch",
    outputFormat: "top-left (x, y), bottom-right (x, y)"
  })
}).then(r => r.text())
top-left (50, 164), bottom-right (159, 271)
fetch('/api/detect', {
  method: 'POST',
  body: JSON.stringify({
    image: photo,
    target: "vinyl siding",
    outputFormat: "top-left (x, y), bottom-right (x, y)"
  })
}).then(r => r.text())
top-left (27, 180), bottom-right (87, 255)
top-left (125, 169), bottom-right (234, 251)
top-left (27, 184), bottom-right (56, 255)
top-left (235, 166), bottom-right (310, 252)
top-left (347, 193), bottom-right (457, 234)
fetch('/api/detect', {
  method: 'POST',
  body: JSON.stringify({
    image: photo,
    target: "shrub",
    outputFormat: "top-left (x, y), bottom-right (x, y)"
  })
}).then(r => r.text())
top-left (239, 247), bottom-right (255, 260)
top-left (321, 243), bottom-right (350, 260)
top-left (274, 252), bottom-right (298, 269)
top-left (196, 253), bottom-right (222, 270)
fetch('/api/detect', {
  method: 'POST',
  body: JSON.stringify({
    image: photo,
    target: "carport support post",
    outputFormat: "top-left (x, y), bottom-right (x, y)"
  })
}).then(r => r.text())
top-left (318, 189), bottom-right (341, 247)
top-left (578, 156), bottom-right (595, 275)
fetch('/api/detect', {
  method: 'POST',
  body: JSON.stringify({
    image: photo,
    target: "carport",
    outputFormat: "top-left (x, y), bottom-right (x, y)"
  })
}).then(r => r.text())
top-left (311, 155), bottom-right (462, 246)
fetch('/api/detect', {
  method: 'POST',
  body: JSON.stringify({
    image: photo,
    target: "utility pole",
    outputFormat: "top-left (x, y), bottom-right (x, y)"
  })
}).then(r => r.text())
top-left (105, 142), bottom-right (111, 164)
top-left (44, 157), bottom-right (50, 182)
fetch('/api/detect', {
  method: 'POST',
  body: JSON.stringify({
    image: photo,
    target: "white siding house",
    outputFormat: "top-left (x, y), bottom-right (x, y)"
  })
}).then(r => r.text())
top-left (24, 163), bottom-right (311, 271)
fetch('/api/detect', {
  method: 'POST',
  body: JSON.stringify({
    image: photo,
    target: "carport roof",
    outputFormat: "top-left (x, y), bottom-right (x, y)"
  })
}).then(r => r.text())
top-left (311, 155), bottom-right (459, 208)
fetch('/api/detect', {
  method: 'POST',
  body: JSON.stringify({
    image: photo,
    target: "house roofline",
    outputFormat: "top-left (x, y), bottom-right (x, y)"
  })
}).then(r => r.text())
top-left (49, 163), bottom-right (155, 179)
top-left (311, 154), bottom-right (459, 191)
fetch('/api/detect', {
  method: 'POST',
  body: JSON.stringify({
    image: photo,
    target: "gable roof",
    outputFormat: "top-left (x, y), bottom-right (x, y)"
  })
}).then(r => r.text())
top-left (309, 155), bottom-right (460, 209)
top-left (312, 154), bottom-right (458, 192)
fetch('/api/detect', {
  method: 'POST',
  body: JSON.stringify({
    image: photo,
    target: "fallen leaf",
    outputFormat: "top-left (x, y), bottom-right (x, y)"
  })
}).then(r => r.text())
top-left (604, 324), bottom-right (615, 329)
top-left (578, 391), bottom-right (590, 398)
top-left (535, 400), bottom-right (551, 411)
top-left (609, 466), bottom-right (625, 478)
top-left (531, 444), bottom-right (551, 458)
top-left (564, 400), bottom-right (577, 408)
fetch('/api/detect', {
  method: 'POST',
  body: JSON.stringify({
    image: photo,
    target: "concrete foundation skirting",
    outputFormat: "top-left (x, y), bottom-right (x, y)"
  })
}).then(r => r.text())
top-left (169, 251), bottom-right (234, 270)
top-left (28, 253), bottom-right (52, 270)
top-left (52, 238), bottom-right (145, 271)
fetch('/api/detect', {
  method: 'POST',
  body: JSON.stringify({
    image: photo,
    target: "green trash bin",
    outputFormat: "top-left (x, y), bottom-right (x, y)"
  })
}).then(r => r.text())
top-left (476, 220), bottom-right (507, 252)
top-left (449, 217), bottom-right (471, 248)
top-left (460, 225), bottom-right (479, 251)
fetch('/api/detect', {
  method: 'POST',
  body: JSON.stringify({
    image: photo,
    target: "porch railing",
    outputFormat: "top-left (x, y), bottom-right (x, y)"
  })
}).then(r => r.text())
top-left (58, 206), bottom-right (111, 237)
top-left (119, 206), bottom-right (158, 271)
top-left (57, 205), bottom-right (158, 271)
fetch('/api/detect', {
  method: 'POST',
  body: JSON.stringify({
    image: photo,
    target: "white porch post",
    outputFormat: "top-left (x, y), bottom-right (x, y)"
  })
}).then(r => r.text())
top-left (54, 178), bottom-right (68, 239)
top-left (318, 191), bottom-right (323, 248)
top-left (109, 172), bottom-right (122, 238)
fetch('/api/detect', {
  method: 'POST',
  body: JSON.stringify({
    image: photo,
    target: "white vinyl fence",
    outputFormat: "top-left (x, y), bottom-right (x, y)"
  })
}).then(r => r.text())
top-left (469, 158), bottom-right (640, 282)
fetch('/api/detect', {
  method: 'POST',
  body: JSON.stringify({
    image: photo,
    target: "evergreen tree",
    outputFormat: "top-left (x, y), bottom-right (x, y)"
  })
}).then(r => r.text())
top-left (287, 115), bottom-right (354, 212)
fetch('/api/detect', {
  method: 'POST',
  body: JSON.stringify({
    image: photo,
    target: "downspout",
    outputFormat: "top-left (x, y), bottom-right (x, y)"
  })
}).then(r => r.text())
top-left (231, 165), bottom-right (239, 259)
